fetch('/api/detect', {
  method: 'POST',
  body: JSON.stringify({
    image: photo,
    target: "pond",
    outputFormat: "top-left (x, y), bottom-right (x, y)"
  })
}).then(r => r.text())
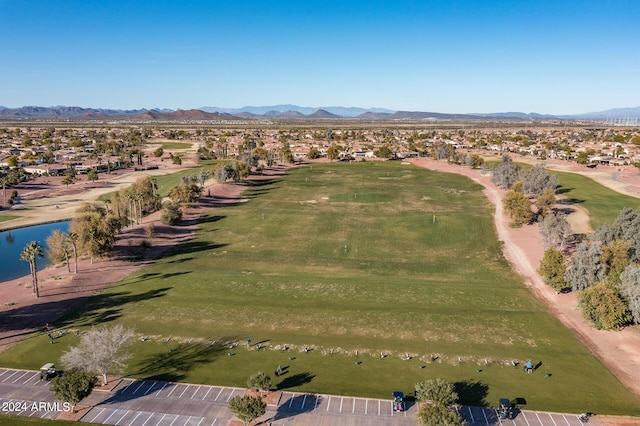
top-left (0, 221), bottom-right (71, 283)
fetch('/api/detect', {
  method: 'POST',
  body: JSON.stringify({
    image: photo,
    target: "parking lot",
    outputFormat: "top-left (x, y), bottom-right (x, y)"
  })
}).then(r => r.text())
top-left (0, 368), bottom-right (599, 425)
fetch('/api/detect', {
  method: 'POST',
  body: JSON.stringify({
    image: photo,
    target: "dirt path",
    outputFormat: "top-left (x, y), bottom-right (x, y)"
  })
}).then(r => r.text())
top-left (409, 158), bottom-right (640, 404)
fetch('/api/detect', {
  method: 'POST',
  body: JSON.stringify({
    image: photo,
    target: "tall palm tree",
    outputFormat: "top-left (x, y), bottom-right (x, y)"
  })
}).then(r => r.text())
top-left (65, 232), bottom-right (79, 274)
top-left (20, 241), bottom-right (44, 297)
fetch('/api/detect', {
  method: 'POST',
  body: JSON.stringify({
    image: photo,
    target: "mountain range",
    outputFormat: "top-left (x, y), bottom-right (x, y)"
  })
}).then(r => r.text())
top-left (0, 105), bottom-right (638, 121)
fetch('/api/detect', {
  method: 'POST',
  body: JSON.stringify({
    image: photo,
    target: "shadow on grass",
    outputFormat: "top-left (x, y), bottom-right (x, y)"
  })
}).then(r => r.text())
top-left (455, 379), bottom-right (489, 407)
top-left (100, 341), bottom-right (229, 405)
top-left (61, 286), bottom-right (173, 328)
top-left (134, 341), bottom-right (228, 382)
top-left (164, 241), bottom-right (228, 257)
top-left (275, 371), bottom-right (315, 390)
top-left (271, 393), bottom-right (322, 422)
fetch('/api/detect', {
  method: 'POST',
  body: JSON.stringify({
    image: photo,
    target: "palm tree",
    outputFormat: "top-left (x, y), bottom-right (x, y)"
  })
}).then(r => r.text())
top-left (0, 175), bottom-right (9, 207)
top-left (20, 241), bottom-right (44, 297)
top-left (65, 232), bottom-right (79, 274)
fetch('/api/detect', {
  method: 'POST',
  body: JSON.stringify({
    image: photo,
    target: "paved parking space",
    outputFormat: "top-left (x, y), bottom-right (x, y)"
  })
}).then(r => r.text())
top-left (455, 405), bottom-right (588, 426)
top-left (0, 368), bottom-right (602, 425)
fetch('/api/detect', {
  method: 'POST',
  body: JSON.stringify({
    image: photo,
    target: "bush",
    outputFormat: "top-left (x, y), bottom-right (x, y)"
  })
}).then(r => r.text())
top-left (247, 371), bottom-right (271, 392)
top-left (417, 404), bottom-right (465, 426)
top-left (144, 224), bottom-right (155, 238)
top-left (160, 201), bottom-right (182, 225)
top-left (578, 282), bottom-right (632, 330)
top-left (539, 248), bottom-right (568, 292)
top-left (415, 379), bottom-right (458, 406)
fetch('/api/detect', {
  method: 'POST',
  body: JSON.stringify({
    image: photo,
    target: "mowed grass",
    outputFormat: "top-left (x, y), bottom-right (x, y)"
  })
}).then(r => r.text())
top-left (0, 214), bottom-right (20, 223)
top-left (553, 170), bottom-right (640, 229)
top-left (1, 162), bottom-right (638, 415)
top-left (148, 141), bottom-right (194, 150)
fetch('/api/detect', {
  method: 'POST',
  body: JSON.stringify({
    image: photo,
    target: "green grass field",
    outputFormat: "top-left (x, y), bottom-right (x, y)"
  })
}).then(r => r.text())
top-left (0, 214), bottom-right (20, 223)
top-left (1, 162), bottom-right (638, 415)
top-left (553, 170), bottom-right (640, 229)
top-left (147, 141), bottom-right (194, 150)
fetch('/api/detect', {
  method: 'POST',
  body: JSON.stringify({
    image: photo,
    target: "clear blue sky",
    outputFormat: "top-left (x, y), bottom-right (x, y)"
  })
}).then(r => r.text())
top-left (1, 0), bottom-right (638, 114)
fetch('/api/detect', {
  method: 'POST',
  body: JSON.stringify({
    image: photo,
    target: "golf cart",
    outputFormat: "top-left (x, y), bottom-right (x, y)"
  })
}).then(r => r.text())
top-left (40, 363), bottom-right (57, 381)
top-left (392, 391), bottom-right (405, 412)
top-left (499, 398), bottom-right (513, 419)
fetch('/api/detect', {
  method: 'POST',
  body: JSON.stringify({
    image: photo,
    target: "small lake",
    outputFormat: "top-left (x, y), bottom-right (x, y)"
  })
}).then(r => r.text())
top-left (0, 221), bottom-right (71, 283)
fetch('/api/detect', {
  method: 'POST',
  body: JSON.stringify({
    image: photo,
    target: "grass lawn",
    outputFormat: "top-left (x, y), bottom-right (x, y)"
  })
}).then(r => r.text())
top-left (0, 214), bottom-right (20, 223)
top-left (147, 141), bottom-right (194, 150)
top-left (2, 162), bottom-right (639, 415)
top-left (553, 170), bottom-right (640, 229)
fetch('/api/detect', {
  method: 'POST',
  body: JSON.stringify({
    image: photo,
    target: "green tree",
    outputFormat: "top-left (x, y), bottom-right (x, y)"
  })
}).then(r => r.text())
top-left (414, 379), bottom-right (458, 406)
top-left (578, 282), bottom-right (631, 330)
top-left (6, 155), bottom-right (19, 168)
top-left (491, 154), bottom-right (520, 189)
top-left (61, 324), bottom-right (134, 385)
top-left (160, 200), bottom-right (182, 225)
top-left (45, 229), bottom-right (68, 266)
top-left (247, 371), bottom-right (272, 392)
top-left (87, 169), bottom-right (99, 182)
top-left (20, 241), bottom-right (44, 297)
top-left (374, 145), bottom-right (394, 159)
top-left (619, 265), bottom-right (640, 324)
top-left (575, 151), bottom-right (589, 165)
top-left (503, 183), bottom-right (533, 227)
top-left (49, 369), bottom-right (96, 413)
top-left (70, 203), bottom-right (121, 263)
top-left (539, 248), bottom-right (568, 292)
top-left (417, 404), bottom-right (465, 426)
top-left (565, 242), bottom-right (606, 291)
top-left (326, 145), bottom-right (340, 161)
top-left (228, 395), bottom-right (266, 426)
top-left (62, 174), bottom-right (77, 187)
top-left (307, 147), bottom-right (320, 159)
top-left (153, 146), bottom-right (164, 158)
top-left (535, 188), bottom-right (556, 217)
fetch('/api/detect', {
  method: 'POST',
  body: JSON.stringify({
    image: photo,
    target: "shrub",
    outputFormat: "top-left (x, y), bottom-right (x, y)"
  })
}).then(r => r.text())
top-left (578, 282), bottom-right (631, 330)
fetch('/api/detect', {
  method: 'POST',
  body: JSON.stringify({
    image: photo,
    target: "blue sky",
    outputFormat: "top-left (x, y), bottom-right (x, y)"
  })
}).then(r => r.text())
top-left (1, 0), bottom-right (638, 114)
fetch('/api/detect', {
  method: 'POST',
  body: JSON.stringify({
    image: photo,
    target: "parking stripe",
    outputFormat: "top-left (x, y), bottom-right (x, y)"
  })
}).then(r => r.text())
top-left (114, 409), bottom-right (129, 425)
top-left (201, 386), bottom-right (212, 400)
top-left (196, 418), bottom-right (204, 426)
top-left (190, 386), bottom-right (201, 399)
top-left (4, 370), bottom-right (19, 381)
top-left (103, 408), bottom-right (118, 424)
top-left (301, 394), bottom-right (307, 409)
top-left (482, 407), bottom-right (489, 424)
top-left (155, 382), bottom-right (168, 396)
top-left (468, 406), bottom-right (475, 423)
top-left (128, 411), bottom-right (143, 426)
top-left (377, 400), bottom-right (380, 416)
top-left (156, 413), bottom-right (167, 425)
top-left (226, 388), bottom-right (237, 402)
top-left (144, 381), bottom-right (157, 395)
top-left (564, 414), bottom-right (572, 426)
top-left (549, 413), bottom-right (558, 426)
top-left (209, 419), bottom-right (217, 426)
top-left (133, 381), bottom-right (147, 394)
top-left (169, 414), bottom-right (179, 426)
top-left (314, 395), bottom-right (319, 409)
top-left (214, 387), bottom-right (224, 401)
top-left (536, 412), bottom-right (543, 425)
top-left (522, 411), bottom-right (531, 426)
top-left (120, 380), bottom-right (135, 393)
top-left (178, 384), bottom-right (190, 398)
top-left (167, 384), bottom-right (179, 397)
top-left (140, 412), bottom-right (154, 426)
top-left (326, 396), bottom-right (331, 411)
top-left (89, 407), bottom-right (106, 423)
top-left (365, 399), bottom-right (368, 415)
top-left (23, 372), bottom-right (38, 384)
